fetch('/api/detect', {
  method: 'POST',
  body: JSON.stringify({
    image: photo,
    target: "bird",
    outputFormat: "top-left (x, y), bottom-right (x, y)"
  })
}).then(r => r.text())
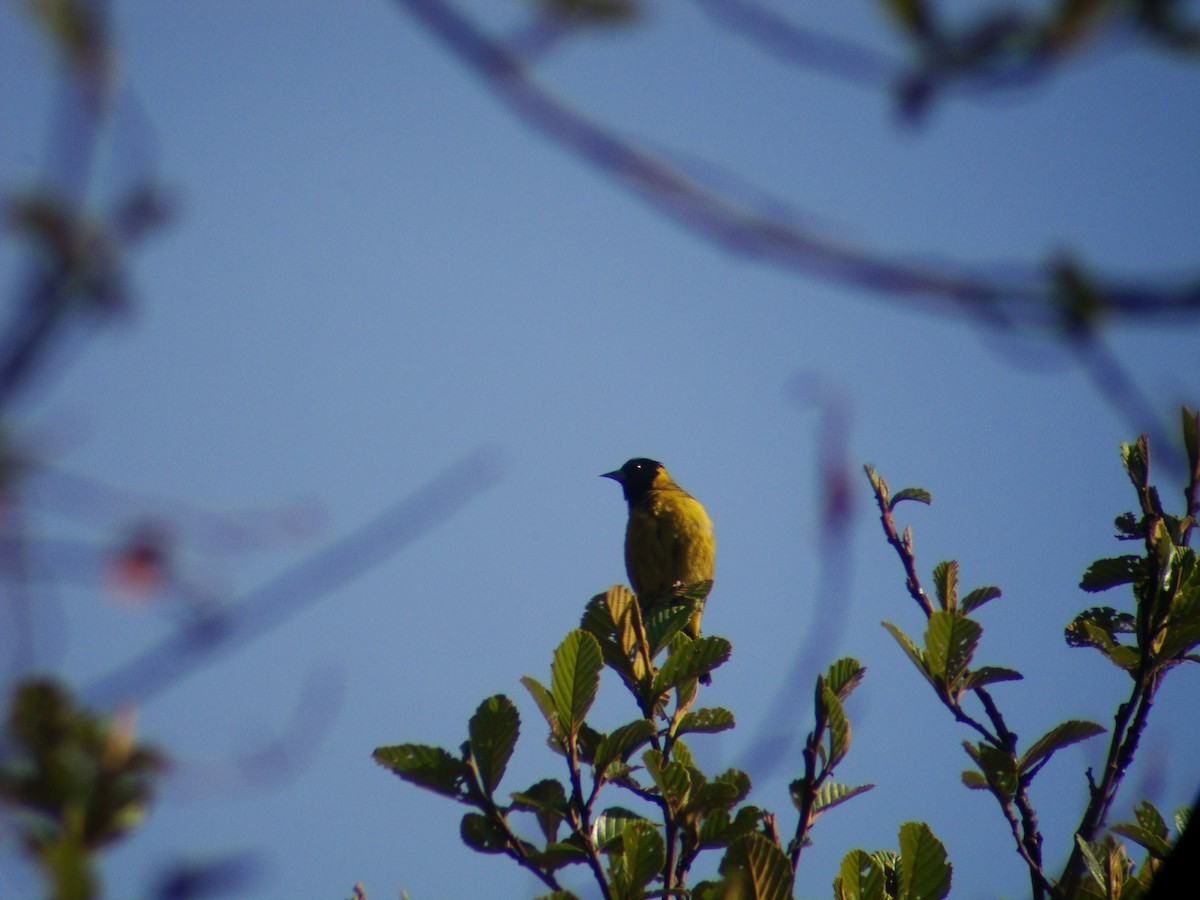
top-left (602, 458), bottom-right (715, 660)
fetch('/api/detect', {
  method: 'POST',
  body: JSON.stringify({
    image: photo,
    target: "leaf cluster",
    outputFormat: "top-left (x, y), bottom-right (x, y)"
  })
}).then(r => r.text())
top-left (375, 586), bottom-right (903, 898)
top-left (0, 679), bottom-right (166, 900)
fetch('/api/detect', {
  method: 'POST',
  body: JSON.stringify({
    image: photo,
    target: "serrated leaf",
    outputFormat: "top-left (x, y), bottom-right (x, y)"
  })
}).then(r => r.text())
top-left (675, 707), bottom-right (735, 737)
top-left (961, 586), bottom-right (1001, 615)
top-left (699, 808), bottom-right (732, 846)
top-left (593, 719), bottom-right (655, 781)
top-left (898, 821), bottom-right (952, 900)
top-left (460, 812), bottom-right (507, 854)
top-left (882, 621), bottom-right (935, 689)
top-left (1121, 437), bottom-right (1150, 491)
top-left (963, 666), bottom-right (1022, 691)
top-left (1075, 835), bottom-right (1107, 890)
top-left (373, 744), bottom-right (467, 799)
top-left (1134, 799), bottom-right (1169, 839)
top-left (581, 590), bottom-right (619, 641)
top-left (823, 683), bottom-right (851, 768)
top-left (813, 781), bottom-right (875, 814)
top-left (1019, 720), bottom-right (1106, 774)
top-left (924, 611), bottom-right (981, 688)
top-left (550, 630), bottom-right (603, 739)
top-left (618, 819), bottom-right (666, 890)
top-left (1114, 511), bottom-right (1142, 538)
top-left (963, 741), bottom-right (1017, 800)
top-left (1065, 608), bottom-right (1139, 670)
top-left (1081, 556), bottom-right (1144, 593)
top-left (890, 487), bottom-right (932, 509)
top-left (691, 780), bottom-right (742, 814)
top-left (510, 778), bottom-right (567, 844)
top-left (657, 760), bottom-right (692, 812)
top-left (644, 601), bottom-right (700, 657)
top-left (468, 694), bottom-right (520, 797)
top-left (933, 561), bottom-right (958, 612)
top-left (825, 657), bottom-right (866, 701)
top-left (670, 736), bottom-right (695, 770)
top-left (719, 832), bottom-right (795, 900)
top-left (592, 807), bottom-right (646, 849)
top-left (1110, 823), bottom-right (1172, 860)
top-left (714, 768), bottom-right (752, 805)
top-left (521, 675), bottom-right (562, 741)
top-left (835, 848), bottom-right (887, 900)
top-left (651, 636), bottom-right (731, 696)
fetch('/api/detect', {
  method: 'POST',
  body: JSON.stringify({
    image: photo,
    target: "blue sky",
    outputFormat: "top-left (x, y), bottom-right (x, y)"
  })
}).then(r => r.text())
top-left (2, 2), bottom-right (1199, 898)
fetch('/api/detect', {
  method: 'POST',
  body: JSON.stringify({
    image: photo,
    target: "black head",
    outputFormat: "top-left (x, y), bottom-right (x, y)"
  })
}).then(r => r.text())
top-left (601, 458), bottom-right (664, 505)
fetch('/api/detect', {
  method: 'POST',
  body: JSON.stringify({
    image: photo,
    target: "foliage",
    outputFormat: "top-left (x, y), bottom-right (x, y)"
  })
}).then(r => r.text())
top-left (865, 405), bottom-right (1200, 899)
top-left (375, 410), bottom-right (1198, 897)
top-left (0, 680), bottom-right (166, 900)
top-left (375, 582), bottom-right (894, 898)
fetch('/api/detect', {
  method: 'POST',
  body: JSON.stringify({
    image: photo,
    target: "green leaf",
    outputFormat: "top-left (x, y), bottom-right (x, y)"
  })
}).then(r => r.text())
top-left (960, 770), bottom-right (988, 790)
top-left (373, 744), bottom-right (467, 799)
top-left (825, 657), bottom-right (866, 701)
top-left (510, 778), bottom-right (567, 843)
top-left (698, 809), bottom-right (732, 847)
top-left (593, 719), bottom-right (655, 781)
top-left (1019, 720), bottom-right (1106, 774)
top-left (719, 832), bottom-right (795, 900)
top-left (933, 561), bottom-right (958, 612)
top-left (1110, 823), bottom-right (1172, 860)
top-left (882, 622), bottom-right (935, 689)
top-left (675, 707), bottom-right (735, 737)
top-left (536, 838), bottom-right (590, 871)
top-left (550, 630), bottom-right (603, 739)
top-left (592, 807), bottom-right (646, 850)
top-left (962, 666), bottom-right (1022, 691)
top-left (823, 683), bottom-right (852, 768)
top-left (644, 600), bottom-right (701, 657)
top-left (835, 848), bottom-right (887, 900)
top-left (897, 821), bottom-right (952, 900)
top-left (890, 487), bottom-right (932, 509)
top-left (961, 586), bottom-right (1001, 615)
top-left (1121, 438), bottom-right (1150, 491)
top-left (1065, 608), bottom-right (1139, 671)
top-left (468, 695), bottom-right (520, 797)
top-left (1135, 799), bottom-right (1169, 839)
top-left (520, 676), bottom-right (563, 744)
top-left (651, 636), bottom-right (731, 696)
top-left (924, 611), bottom-right (981, 688)
top-left (813, 781), bottom-right (875, 814)
top-left (1075, 835), bottom-right (1107, 890)
top-left (963, 741), bottom-right (1017, 800)
top-left (713, 768), bottom-right (752, 805)
top-left (1081, 556), bottom-right (1144, 592)
top-left (1173, 805), bottom-right (1191, 836)
top-left (691, 780), bottom-right (743, 815)
top-left (460, 812), bottom-right (507, 854)
top-left (617, 819), bottom-right (666, 891)
top-left (654, 759), bottom-right (692, 813)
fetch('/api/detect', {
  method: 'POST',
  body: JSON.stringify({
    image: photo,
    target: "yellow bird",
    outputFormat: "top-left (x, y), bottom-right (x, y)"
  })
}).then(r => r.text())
top-left (602, 458), bottom-right (715, 644)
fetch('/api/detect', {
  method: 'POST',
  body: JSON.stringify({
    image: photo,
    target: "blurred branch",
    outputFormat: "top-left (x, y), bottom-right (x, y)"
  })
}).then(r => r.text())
top-left (84, 446), bottom-right (507, 708)
top-left (690, 0), bottom-right (897, 91)
top-left (395, 0), bottom-right (1200, 330)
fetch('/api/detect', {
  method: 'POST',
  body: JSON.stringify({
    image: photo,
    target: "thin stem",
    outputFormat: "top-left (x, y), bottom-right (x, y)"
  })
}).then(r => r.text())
top-left (565, 733), bottom-right (612, 900)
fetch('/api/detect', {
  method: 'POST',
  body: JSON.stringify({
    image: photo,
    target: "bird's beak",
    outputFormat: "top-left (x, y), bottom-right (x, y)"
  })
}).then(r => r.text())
top-left (601, 470), bottom-right (623, 483)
